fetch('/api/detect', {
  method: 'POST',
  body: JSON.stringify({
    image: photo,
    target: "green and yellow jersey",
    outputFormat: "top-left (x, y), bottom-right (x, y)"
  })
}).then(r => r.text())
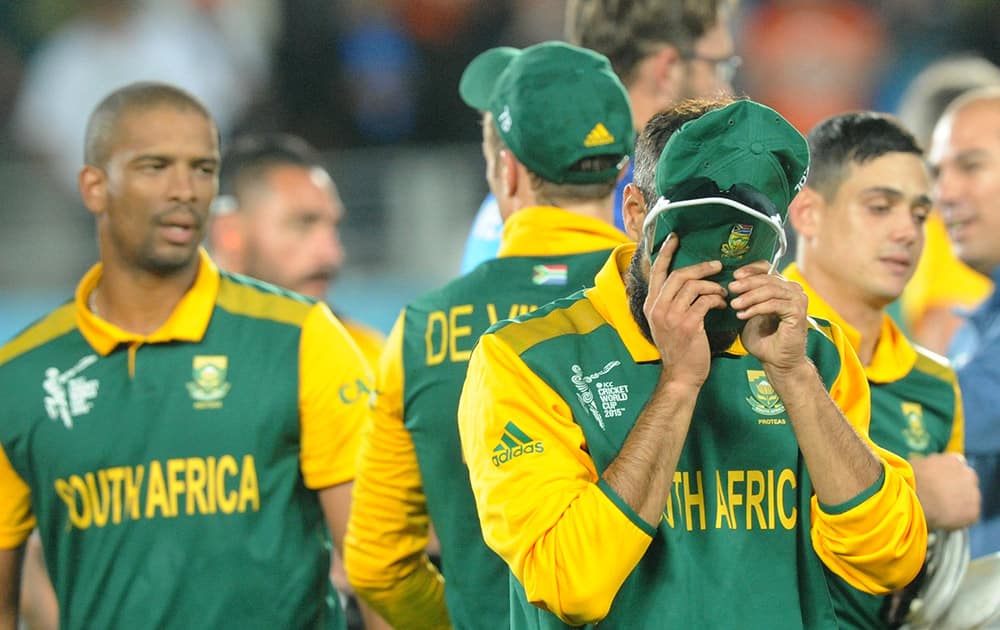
top-left (0, 250), bottom-right (372, 630)
top-left (785, 263), bottom-right (963, 629)
top-left (458, 244), bottom-right (926, 629)
top-left (344, 207), bottom-right (629, 629)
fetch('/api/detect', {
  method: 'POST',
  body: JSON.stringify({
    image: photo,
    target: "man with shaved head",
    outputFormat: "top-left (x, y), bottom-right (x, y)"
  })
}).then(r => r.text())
top-left (0, 82), bottom-right (373, 630)
top-left (931, 87), bottom-right (1000, 560)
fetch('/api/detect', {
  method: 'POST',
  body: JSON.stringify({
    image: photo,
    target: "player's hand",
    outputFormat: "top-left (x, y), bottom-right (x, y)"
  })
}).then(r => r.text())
top-left (644, 234), bottom-right (728, 389)
top-left (910, 452), bottom-right (981, 530)
top-left (728, 261), bottom-right (808, 373)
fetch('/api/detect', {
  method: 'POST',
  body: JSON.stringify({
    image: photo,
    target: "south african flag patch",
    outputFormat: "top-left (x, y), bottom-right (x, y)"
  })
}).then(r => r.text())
top-left (532, 264), bottom-right (568, 286)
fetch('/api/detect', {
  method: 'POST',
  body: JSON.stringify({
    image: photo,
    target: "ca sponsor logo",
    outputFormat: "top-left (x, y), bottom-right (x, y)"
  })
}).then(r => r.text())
top-left (901, 402), bottom-right (930, 451)
top-left (491, 421), bottom-right (544, 467)
top-left (186, 355), bottom-right (231, 409)
top-left (571, 361), bottom-right (622, 430)
top-left (744, 370), bottom-right (785, 416)
top-left (43, 355), bottom-right (100, 429)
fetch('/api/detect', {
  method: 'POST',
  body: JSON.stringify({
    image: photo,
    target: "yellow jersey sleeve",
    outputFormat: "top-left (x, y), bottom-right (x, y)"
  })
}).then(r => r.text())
top-left (0, 442), bottom-right (34, 548)
top-left (299, 303), bottom-right (373, 489)
top-left (343, 318), bottom-right (386, 374)
top-left (458, 333), bottom-right (654, 626)
top-left (810, 322), bottom-right (927, 594)
top-left (944, 380), bottom-right (965, 455)
top-left (344, 312), bottom-right (451, 629)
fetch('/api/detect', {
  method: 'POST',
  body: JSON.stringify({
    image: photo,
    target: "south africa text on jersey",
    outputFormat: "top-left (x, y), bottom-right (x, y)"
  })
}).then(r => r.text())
top-left (663, 468), bottom-right (799, 531)
top-left (54, 454), bottom-right (260, 530)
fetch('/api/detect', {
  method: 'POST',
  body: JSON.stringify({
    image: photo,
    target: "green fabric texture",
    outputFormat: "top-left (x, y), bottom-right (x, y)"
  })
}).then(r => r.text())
top-left (829, 355), bottom-right (959, 630)
top-left (459, 41), bottom-right (633, 184)
top-left (493, 298), bottom-right (848, 629)
top-left (654, 100), bottom-right (809, 219)
top-left (400, 249), bottom-right (613, 629)
top-left (0, 273), bottom-right (340, 630)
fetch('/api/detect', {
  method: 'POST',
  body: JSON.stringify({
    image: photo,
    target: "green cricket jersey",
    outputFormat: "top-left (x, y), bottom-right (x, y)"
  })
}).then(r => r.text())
top-left (0, 250), bottom-right (372, 629)
top-left (344, 207), bottom-right (628, 629)
top-left (787, 264), bottom-right (963, 630)
top-left (458, 244), bottom-right (927, 628)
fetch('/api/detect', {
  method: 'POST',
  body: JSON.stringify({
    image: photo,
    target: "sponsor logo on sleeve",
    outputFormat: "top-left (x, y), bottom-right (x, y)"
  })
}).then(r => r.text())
top-left (491, 421), bottom-right (544, 467)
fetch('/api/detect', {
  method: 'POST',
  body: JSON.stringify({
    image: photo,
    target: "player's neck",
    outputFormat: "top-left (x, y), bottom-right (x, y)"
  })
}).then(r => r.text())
top-left (559, 198), bottom-right (616, 227)
top-left (799, 264), bottom-right (883, 366)
top-left (91, 257), bottom-right (201, 336)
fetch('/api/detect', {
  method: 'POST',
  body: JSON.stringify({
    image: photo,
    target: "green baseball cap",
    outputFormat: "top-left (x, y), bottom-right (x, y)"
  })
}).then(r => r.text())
top-left (654, 99), bottom-right (809, 217)
top-left (643, 100), bottom-right (809, 333)
top-left (459, 41), bottom-right (633, 185)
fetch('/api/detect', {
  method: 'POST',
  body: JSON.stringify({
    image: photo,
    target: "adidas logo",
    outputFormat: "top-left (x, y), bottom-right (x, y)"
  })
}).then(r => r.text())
top-left (583, 122), bottom-right (615, 147)
top-left (491, 421), bottom-right (544, 467)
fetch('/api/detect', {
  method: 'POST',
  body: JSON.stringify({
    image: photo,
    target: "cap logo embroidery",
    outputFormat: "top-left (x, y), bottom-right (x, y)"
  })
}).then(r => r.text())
top-left (721, 223), bottom-right (754, 259)
top-left (583, 122), bottom-right (615, 147)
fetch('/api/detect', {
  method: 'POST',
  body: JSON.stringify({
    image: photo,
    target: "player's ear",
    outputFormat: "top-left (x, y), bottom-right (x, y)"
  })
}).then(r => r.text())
top-left (788, 185), bottom-right (823, 241)
top-left (622, 183), bottom-right (648, 241)
top-left (501, 148), bottom-right (519, 198)
top-left (78, 165), bottom-right (107, 216)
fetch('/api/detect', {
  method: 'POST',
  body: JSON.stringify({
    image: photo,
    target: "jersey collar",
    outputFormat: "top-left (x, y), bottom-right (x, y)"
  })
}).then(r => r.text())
top-left (497, 206), bottom-right (629, 258)
top-left (585, 243), bottom-right (660, 363)
top-left (783, 263), bottom-right (916, 383)
top-left (76, 248), bottom-right (220, 355)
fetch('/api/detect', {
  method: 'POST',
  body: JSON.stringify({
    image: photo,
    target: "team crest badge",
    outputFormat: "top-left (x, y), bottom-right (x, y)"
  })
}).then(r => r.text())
top-left (901, 402), bottom-right (930, 451)
top-left (186, 355), bottom-right (231, 409)
top-left (721, 223), bottom-right (754, 259)
top-left (745, 370), bottom-right (785, 416)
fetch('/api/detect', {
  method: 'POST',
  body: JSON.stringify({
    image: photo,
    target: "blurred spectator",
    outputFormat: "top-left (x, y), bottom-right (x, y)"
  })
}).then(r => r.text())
top-left (10, 0), bottom-right (270, 192)
top-left (338, 2), bottom-right (419, 144)
top-left (739, 0), bottom-right (885, 133)
top-left (897, 55), bottom-right (999, 353)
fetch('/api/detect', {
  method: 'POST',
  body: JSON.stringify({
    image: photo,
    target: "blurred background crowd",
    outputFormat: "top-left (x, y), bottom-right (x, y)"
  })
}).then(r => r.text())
top-left (1, 0), bottom-right (998, 340)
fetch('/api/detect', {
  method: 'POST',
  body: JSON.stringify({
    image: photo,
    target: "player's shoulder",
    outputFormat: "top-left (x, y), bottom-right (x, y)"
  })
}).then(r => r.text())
top-left (402, 261), bottom-right (502, 319)
top-left (0, 300), bottom-right (77, 369)
top-left (489, 290), bottom-right (604, 356)
top-left (215, 271), bottom-right (318, 328)
top-left (911, 344), bottom-right (958, 385)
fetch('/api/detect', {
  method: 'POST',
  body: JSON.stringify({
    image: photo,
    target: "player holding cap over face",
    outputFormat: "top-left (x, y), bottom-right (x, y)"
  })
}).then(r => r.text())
top-left (457, 98), bottom-right (928, 628)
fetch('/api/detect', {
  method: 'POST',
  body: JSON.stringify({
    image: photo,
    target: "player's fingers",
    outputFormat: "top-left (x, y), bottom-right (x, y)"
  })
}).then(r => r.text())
top-left (646, 233), bottom-right (679, 300)
top-left (729, 274), bottom-right (801, 300)
top-left (734, 297), bottom-right (804, 321)
top-left (732, 260), bottom-right (773, 279)
top-left (688, 294), bottom-right (729, 320)
top-left (671, 279), bottom-right (728, 308)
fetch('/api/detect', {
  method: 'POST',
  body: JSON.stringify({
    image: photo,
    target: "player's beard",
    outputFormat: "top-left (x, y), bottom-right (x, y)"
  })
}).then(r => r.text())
top-left (625, 247), bottom-right (738, 357)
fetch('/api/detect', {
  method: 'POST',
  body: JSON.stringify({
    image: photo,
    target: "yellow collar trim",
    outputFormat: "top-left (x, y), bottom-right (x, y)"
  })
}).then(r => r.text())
top-left (76, 249), bottom-right (220, 355)
top-left (585, 243), bottom-right (659, 362)
top-left (783, 263), bottom-right (916, 382)
top-left (497, 206), bottom-right (629, 258)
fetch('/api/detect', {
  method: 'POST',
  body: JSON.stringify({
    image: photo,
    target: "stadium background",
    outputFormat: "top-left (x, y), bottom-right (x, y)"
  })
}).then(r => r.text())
top-left (0, 0), bottom-right (997, 341)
